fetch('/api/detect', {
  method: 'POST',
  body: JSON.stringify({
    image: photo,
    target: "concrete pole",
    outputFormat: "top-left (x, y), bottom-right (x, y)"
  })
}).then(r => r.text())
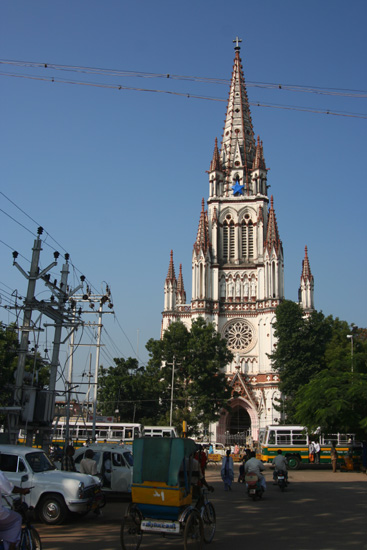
top-left (9, 234), bottom-right (43, 444)
top-left (92, 302), bottom-right (103, 441)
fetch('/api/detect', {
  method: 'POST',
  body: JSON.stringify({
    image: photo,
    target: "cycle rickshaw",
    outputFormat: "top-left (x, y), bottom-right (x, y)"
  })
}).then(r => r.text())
top-left (120, 438), bottom-right (216, 550)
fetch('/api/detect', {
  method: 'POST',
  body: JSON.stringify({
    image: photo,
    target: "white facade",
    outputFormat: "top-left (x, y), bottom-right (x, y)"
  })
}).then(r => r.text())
top-left (162, 43), bottom-right (314, 443)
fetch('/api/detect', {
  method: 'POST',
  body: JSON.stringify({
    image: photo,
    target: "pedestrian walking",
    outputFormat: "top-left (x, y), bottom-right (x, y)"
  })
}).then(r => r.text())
top-left (330, 443), bottom-right (338, 473)
top-left (221, 449), bottom-right (234, 491)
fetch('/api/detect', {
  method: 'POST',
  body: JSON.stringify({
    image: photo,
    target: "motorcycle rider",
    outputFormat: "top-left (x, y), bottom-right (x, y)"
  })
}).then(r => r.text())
top-left (272, 449), bottom-right (288, 483)
top-left (0, 469), bottom-right (30, 550)
top-left (244, 451), bottom-right (266, 491)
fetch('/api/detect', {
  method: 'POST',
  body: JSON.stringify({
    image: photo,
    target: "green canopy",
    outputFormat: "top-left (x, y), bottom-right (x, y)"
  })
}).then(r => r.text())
top-left (132, 437), bottom-right (197, 486)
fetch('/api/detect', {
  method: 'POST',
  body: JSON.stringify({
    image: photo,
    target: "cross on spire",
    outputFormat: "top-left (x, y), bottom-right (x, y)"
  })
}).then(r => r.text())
top-left (233, 36), bottom-right (242, 51)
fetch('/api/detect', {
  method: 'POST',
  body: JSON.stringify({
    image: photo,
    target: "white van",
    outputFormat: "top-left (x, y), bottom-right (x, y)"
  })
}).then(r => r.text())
top-left (74, 444), bottom-right (133, 493)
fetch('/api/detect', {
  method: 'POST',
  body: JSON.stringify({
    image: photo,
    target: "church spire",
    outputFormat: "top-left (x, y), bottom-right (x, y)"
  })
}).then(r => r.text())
top-left (176, 263), bottom-right (186, 305)
top-left (166, 249), bottom-right (176, 282)
top-left (163, 250), bottom-right (177, 311)
top-left (299, 246), bottom-right (314, 311)
top-left (220, 38), bottom-right (256, 184)
top-left (253, 136), bottom-right (266, 171)
top-left (193, 198), bottom-right (211, 256)
top-left (209, 137), bottom-right (222, 172)
top-left (264, 196), bottom-right (282, 255)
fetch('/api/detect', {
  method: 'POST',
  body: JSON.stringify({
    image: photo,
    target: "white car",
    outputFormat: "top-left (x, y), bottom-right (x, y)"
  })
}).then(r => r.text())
top-left (73, 444), bottom-right (133, 493)
top-left (0, 444), bottom-right (102, 524)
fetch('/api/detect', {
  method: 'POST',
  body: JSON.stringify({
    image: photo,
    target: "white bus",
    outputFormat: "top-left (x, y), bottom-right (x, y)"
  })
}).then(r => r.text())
top-left (142, 426), bottom-right (178, 438)
top-left (51, 419), bottom-right (143, 448)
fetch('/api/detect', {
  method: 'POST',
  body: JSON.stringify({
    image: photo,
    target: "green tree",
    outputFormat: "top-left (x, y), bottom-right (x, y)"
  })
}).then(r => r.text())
top-left (0, 323), bottom-right (19, 411)
top-left (145, 317), bottom-right (233, 436)
top-left (270, 301), bottom-right (333, 420)
top-left (294, 370), bottom-right (367, 438)
top-left (97, 357), bottom-right (162, 424)
top-left (0, 322), bottom-right (49, 424)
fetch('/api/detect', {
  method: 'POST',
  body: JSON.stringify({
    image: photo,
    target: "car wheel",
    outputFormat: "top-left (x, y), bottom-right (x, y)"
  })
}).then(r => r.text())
top-left (38, 494), bottom-right (68, 525)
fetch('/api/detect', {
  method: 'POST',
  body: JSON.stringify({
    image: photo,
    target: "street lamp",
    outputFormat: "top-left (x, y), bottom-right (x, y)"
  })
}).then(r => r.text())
top-left (346, 334), bottom-right (354, 373)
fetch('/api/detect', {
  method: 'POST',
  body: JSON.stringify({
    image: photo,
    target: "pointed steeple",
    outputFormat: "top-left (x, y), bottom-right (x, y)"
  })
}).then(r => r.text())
top-left (253, 136), bottom-right (266, 171)
top-left (166, 249), bottom-right (176, 282)
top-left (264, 196), bottom-right (282, 255)
top-left (193, 198), bottom-right (211, 256)
top-left (210, 137), bottom-right (222, 172)
top-left (299, 246), bottom-right (314, 311)
top-left (176, 263), bottom-right (186, 304)
top-left (220, 40), bottom-right (256, 182)
top-left (164, 250), bottom-right (177, 311)
top-left (301, 246), bottom-right (313, 284)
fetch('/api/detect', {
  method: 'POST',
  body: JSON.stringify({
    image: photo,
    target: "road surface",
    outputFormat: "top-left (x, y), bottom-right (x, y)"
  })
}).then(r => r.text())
top-left (36, 464), bottom-right (367, 550)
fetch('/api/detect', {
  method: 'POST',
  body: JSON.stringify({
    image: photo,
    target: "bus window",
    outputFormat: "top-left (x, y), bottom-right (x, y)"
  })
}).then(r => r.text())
top-left (292, 431), bottom-right (307, 445)
top-left (133, 427), bottom-right (140, 438)
top-left (112, 431), bottom-right (123, 439)
top-left (276, 430), bottom-right (291, 445)
top-left (125, 430), bottom-right (133, 439)
top-left (268, 430), bottom-right (275, 444)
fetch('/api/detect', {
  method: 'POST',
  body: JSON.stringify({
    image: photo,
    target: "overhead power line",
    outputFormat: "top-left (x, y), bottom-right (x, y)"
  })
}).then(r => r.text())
top-left (1, 59), bottom-right (367, 98)
top-left (0, 60), bottom-right (366, 119)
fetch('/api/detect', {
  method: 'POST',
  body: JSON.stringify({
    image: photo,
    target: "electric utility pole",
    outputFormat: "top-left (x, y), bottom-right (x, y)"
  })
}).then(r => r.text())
top-left (9, 227), bottom-right (58, 444)
top-left (8, 227), bottom-right (85, 447)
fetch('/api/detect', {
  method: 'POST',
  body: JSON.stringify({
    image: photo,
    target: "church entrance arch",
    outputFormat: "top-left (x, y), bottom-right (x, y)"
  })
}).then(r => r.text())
top-left (216, 397), bottom-right (256, 446)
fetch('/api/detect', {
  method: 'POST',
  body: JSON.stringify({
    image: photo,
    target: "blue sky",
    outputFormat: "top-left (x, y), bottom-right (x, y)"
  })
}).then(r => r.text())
top-left (0, 1), bottom-right (366, 396)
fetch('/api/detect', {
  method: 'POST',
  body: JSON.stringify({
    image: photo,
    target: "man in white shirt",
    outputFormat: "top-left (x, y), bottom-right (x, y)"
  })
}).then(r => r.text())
top-left (314, 441), bottom-right (321, 464)
top-left (0, 470), bottom-right (29, 550)
top-left (244, 451), bottom-right (266, 491)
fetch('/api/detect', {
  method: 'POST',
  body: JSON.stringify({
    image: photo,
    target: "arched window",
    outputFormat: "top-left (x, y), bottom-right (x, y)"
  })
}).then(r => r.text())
top-left (229, 222), bottom-right (235, 260)
top-left (241, 219), bottom-right (254, 260)
top-left (222, 216), bottom-right (235, 262)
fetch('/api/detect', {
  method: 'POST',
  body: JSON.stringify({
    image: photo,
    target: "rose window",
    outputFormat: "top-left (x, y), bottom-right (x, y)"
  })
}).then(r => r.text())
top-left (223, 320), bottom-right (255, 352)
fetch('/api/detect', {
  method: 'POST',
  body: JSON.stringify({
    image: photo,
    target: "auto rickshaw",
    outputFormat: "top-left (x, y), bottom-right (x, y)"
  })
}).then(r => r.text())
top-left (120, 437), bottom-right (216, 550)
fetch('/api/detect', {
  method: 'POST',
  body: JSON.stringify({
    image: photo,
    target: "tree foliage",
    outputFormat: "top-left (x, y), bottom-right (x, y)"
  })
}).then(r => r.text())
top-left (270, 301), bottom-right (333, 418)
top-left (0, 323), bottom-right (19, 410)
top-left (97, 357), bottom-right (162, 424)
top-left (270, 300), bottom-right (367, 436)
top-left (294, 371), bottom-right (367, 438)
top-left (97, 317), bottom-right (233, 436)
top-left (0, 322), bottom-right (49, 423)
top-left (145, 318), bottom-right (233, 435)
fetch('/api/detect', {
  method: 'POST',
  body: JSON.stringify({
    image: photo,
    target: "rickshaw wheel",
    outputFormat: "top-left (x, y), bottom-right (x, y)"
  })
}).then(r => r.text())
top-left (120, 505), bottom-right (143, 550)
top-left (200, 502), bottom-right (216, 543)
top-left (184, 509), bottom-right (204, 550)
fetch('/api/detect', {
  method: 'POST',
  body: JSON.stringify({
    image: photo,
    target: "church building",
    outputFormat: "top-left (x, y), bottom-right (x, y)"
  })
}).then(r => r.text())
top-left (161, 40), bottom-right (314, 444)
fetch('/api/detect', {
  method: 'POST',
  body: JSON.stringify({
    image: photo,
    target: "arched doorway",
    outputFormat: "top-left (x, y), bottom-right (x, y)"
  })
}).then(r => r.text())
top-left (216, 398), bottom-right (258, 445)
top-left (227, 405), bottom-right (251, 446)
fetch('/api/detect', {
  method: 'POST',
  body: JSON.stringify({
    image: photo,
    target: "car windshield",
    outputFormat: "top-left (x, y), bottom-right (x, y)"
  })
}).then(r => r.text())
top-left (26, 451), bottom-right (56, 472)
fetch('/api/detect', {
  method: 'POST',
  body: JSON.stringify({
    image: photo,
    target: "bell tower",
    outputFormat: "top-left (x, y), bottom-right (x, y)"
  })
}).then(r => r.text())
top-left (161, 40), bottom-right (313, 442)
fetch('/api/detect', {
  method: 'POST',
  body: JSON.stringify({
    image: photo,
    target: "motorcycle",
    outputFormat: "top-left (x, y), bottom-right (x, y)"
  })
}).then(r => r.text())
top-left (245, 473), bottom-right (264, 501)
top-left (275, 469), bottom-right (287, 492)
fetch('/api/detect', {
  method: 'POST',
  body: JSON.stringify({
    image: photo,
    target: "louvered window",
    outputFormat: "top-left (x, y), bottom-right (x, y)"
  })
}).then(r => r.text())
top-left (241, 220), bottom-right (254, 260)
top-left (223, 223), bottom-right (228, 261)
top-left (229, 222), bottom-right (235, 260)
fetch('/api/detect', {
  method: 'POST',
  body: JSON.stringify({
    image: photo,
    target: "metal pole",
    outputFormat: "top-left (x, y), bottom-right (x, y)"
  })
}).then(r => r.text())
top-left (347, 335), bottom-right (354, 373)
top-left (92, 302), bottom-right (103, 441)
top-left (169, 357), bottom-right (175, 427)
top-left (65, 303), bottom-right (76, 445)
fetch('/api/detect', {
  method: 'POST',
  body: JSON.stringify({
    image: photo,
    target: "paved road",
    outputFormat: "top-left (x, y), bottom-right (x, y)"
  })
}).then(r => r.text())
top-left (37, 465), bottom-right (367, 550)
